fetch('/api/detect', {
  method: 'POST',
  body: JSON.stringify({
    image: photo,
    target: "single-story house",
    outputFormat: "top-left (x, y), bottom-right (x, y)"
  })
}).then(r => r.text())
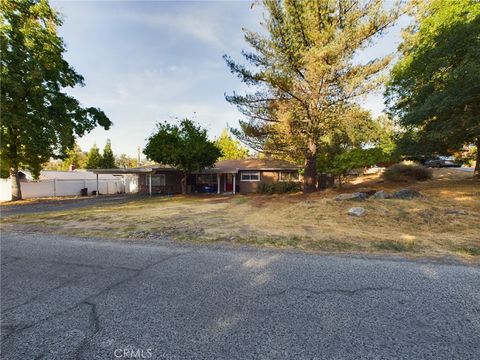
top-left (92, 159), bottom-right (303, 195)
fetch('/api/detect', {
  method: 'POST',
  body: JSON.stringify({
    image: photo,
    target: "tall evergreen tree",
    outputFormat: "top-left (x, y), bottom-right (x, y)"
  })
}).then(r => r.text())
top-left (385, 0), bottom-right (480, 176)
top-left (85, 144), bottom-right (102, 169)
top-left (215, 129), bottom-right (249, 160)
top-left (100, 139), bottom-right (117, 169)
top-left (0, 0), bottom-right (111, 200)
top-left (225, 0), bottom-right (400, 192)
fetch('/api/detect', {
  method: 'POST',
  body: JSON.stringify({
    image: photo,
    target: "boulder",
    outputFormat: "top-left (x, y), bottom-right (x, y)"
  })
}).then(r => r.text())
top-left (348, 207), bottom-right (366, 217)
top-left (372, 190), bottom-right (390, 199)
top-left (445, 209), bottom-right (467, 215)
top-left (391, 188), bottom-right (422, 199)
top-left (357, 188), bottom-right (378, 197)
top-left (335, 192), bottom-right (367, 201)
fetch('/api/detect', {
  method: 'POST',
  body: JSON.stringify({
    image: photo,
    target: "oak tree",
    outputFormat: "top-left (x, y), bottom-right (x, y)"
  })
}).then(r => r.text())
top-left (386, 0), bottom-right (480, 175)
top-left (0, 0), bottom-right (111, 200)
top-left (144, 119), bottom-right (221, 194)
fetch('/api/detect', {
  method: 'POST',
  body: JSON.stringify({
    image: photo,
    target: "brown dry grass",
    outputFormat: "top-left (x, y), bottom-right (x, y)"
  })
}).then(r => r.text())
top-left (2, 169), bottom-right (479, 262)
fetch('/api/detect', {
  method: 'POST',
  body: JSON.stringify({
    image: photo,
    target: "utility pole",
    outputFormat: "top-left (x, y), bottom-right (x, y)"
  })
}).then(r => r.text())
top-left (137, 146), bottom-right (141, 166)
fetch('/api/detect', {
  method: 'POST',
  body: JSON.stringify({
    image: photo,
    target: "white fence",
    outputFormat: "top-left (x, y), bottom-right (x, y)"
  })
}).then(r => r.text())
top-left (0, 179), bottom-right (12, 202)
top-left (0, 178), bottom-right (127, 202)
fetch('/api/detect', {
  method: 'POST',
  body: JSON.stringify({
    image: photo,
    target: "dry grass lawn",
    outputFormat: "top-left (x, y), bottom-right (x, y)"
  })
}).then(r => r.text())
top-left (2, 169), bottom-right (479, 262)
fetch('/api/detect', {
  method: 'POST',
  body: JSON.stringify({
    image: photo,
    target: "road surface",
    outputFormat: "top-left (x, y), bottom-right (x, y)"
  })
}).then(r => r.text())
top-left (1, 232), bottom-right (479, 359)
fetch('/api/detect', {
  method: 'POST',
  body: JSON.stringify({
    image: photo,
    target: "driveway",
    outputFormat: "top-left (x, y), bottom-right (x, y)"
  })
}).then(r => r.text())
top-left (0, 194), bottom-right (146, 217)
top-left (1, 232), bottom-right (479, 359)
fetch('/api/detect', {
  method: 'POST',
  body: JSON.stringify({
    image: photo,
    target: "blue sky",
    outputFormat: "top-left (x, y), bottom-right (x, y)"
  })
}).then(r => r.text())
top-left (52, 0), bottom-right (409, 157)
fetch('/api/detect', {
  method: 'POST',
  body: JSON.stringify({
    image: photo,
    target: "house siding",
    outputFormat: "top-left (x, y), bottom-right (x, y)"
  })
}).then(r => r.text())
top-left (238, 170), bottom-right (280, 193)
top-left (138, 171), bottom-right (183, 194)
top-left (137, 169), bottom-right (301, 194)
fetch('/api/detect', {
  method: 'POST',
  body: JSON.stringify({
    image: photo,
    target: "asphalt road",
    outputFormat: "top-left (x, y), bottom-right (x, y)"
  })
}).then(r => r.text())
top-left (1, 232), bottom-right (479, 360)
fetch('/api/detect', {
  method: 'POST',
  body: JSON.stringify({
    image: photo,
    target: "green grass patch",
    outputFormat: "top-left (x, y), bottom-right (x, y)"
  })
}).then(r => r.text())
top-left (374, 240), bottom-right (416, 252)
top-left (452, 246), bottom-right (480, 256)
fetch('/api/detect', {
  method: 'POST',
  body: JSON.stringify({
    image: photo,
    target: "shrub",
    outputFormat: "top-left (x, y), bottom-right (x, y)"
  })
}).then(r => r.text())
top-left (257, 182), bottom-right (302, 194)
top-left (383, 163), bottom-right (433, 182)
top-left (257, 182), bottom-right (275, 194)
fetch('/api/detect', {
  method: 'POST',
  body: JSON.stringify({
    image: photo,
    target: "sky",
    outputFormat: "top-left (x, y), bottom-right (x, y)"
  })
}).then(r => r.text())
top-left (51, 0), bottom-right (410, 158)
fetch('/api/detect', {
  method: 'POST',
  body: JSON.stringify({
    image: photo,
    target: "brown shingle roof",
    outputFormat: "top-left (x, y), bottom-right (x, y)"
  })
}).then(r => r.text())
top-left (214, 159), bottom-right (302, 172)
top-left (93, 159), bottom-right (302, 174)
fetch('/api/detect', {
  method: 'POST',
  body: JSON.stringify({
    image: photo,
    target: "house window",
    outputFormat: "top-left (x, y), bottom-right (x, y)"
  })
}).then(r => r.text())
top-left (151, 174), bottom-right (166, 186)
top-left (196, 174), bottom-right (217, 184)
top-left (280, 171), bottom-right (300, 182)
top-left (241, 171), bottom-right (260, 181)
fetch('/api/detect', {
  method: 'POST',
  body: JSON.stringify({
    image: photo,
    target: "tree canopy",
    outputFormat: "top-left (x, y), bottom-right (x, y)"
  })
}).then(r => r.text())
top-left (215, 129), bottom-right (249, 160)
top-left (385, 0), bottom-right (480, 175)
top-left (100, 139), bottom-right (116, 169)
top-left (85, 144), bottom-right (102, 169)
top-left (225, 0), bottom-right (400, 192)
top-left (61, 142), bottom-right (86, 170)
top-left (116, 154), bottom-right (138, 169)
top-left (0, 0), bottom-right (111, 199)
top-left (144, 119), bottom-right (221, 193)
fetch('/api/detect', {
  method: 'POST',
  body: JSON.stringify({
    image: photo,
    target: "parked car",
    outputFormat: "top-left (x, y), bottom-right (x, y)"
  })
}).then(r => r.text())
top-left (424, 157), bottom-right (461, 168)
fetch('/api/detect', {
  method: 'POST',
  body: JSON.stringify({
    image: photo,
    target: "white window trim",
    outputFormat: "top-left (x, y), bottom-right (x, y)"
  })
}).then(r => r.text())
top-left (279, 171), bottom-right (300, 182)
top-left (241, 171), bottom-right (260, 182)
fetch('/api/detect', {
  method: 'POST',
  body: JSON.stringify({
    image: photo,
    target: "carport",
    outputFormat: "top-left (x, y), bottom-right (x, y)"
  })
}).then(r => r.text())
top-left (91, 168), bottom-right (154, 196)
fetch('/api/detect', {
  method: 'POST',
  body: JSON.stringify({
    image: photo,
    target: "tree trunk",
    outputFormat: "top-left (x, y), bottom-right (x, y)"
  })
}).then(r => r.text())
top-left (303, 140), bottom-right (317, 193)
top-left (475, 137), bottom-right (480, 177)
top-left (10, 164), bottom-right (22, 201)
top-left (181, 171), bottom-right (188, 194)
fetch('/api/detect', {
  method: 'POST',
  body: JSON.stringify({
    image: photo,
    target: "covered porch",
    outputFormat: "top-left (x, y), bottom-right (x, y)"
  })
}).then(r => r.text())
top-left (191, 169), bottom-right (239, 195)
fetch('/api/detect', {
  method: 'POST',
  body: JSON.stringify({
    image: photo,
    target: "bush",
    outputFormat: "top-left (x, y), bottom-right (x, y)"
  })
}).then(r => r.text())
top-left (383, 163), bottom-right (433, 182)
top-left (257, 182), bottom-right (302, 194)
top-left (257, 182), bottom-right (275, 194)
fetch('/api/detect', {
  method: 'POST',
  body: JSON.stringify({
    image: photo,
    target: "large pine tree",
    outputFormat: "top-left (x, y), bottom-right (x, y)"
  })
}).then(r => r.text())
top-left (225, 0), bottom-right (400, 192)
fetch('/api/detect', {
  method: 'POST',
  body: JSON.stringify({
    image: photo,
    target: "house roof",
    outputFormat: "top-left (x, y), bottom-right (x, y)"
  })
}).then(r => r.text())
top-left (91, 164), bottom-right (178, 175)
top-left (214, 159), bottom-right (302, 172)
top-left (92, 159), bottom-right (302, 175)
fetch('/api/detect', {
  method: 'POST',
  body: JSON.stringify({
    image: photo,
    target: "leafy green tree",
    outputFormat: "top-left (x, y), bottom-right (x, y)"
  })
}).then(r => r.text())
top-left (316, 108), bottom-right (396, 185)
top-left (144, 119), bottom-right (221, 194)
top-left (385, 0), bottom-right (480, 176)
top-left (60, 142), bottom-right (86, 170)
top-left (85, 144), bottom-right (102, 169)
top-left (215, 129), bottom-right (249, 160)
top-left (0, 0), bottom-right (111, 200)
top-left (116, 154), bottom-right (138, 169)
top-left (100, 139), bottom-right (117, 169)
top-left (225, 0), bottom-right (400, 192)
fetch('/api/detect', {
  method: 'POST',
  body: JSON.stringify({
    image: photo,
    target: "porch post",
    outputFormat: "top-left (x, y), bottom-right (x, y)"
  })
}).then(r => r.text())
top-left (148, 173), bottom-right (152, 197)
top-left (233, 173), bottom-right (236, 195)
top-left (217, 174), bottom-right (220, 194)
top-left (96, 174), bottom-right (99, 196)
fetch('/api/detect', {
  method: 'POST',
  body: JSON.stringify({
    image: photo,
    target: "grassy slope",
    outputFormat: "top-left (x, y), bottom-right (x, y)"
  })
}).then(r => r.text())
top-left (2, 169), bottom-right (479, 261)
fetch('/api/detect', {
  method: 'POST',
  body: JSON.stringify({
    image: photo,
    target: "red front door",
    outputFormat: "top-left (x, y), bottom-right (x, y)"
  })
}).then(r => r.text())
top-left (226, 174), bottom-right (233, 192)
